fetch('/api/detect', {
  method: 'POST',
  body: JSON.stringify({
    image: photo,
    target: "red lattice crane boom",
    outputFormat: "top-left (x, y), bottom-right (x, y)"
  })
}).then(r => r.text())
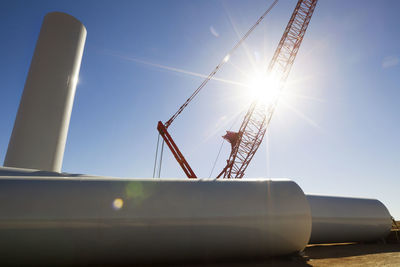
top-left (155, 0), bottom-right (280, 178)
top-left (155, 0), bottom-right (317, 179)
top-left (219, 0), bottom-right (318, 178)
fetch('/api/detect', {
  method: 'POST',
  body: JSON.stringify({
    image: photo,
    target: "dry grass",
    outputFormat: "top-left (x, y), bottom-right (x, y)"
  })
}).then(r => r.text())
top-left (306, 243), bottom-right (400, 267)
top-left (176, 238), bottom-right (400, 267)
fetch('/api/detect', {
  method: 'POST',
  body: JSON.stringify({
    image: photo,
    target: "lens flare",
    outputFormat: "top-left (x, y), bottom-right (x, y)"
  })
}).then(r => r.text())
top-left (112, 198), bottom-right (124, 210)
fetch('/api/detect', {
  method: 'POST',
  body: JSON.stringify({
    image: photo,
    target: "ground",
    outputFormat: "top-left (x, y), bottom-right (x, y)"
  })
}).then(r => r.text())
top-left (174, 243), bottom-right (400, 267)
top-left (305, 243), bottom-right (400, 267)
top-left (164, 227), bottom-right (400, 267)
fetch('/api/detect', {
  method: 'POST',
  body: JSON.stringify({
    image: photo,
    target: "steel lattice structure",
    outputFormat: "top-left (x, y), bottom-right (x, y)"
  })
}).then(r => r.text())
top-left (155, 0), bottom-right (280, 178)
top-left (220, 0), bottom-right (318, 178)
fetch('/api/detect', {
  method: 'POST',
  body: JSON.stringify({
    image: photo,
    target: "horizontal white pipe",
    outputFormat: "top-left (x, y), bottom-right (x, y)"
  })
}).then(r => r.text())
top-left (0, 177), bottom-right (311, 265)
top-left (307, 194), bottom-right (392, 244)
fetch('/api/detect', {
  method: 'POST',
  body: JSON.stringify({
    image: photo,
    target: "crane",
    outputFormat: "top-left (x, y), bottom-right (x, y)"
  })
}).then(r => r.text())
top-left (155, 0), bottom-right (318, 179)
top-left (219, 0), bottom-right (318, 178)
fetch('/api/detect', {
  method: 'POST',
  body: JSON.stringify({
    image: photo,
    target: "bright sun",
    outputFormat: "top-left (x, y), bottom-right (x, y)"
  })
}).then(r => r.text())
top-left (245, 71), bottom-right (282, 106)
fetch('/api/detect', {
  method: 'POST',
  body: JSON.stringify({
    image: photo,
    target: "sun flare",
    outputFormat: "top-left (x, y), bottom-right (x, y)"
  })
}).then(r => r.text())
top-left (245, 71), bottom-right (282, 106)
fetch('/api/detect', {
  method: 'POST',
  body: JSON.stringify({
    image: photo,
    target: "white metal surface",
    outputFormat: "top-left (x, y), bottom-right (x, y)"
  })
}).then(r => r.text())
top-left (4, 12), bottom-right (86, 172)
top-left (0, 178), bottom-right (311, 265)
top-left (307, 194), bottom-right (392, 244)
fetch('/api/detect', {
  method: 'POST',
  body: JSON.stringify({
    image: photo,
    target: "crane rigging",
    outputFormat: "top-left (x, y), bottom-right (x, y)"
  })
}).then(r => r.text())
top-left (155, 0), bottom-right (318, 179)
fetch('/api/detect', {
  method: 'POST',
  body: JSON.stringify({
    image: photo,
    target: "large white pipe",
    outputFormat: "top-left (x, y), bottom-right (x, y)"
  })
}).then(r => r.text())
top-left (0, 178), bottom-right (311, 265)
top-left (4, 12), bottom-right (86, 172)
top-left (307, 194), bottom-right (392, 244)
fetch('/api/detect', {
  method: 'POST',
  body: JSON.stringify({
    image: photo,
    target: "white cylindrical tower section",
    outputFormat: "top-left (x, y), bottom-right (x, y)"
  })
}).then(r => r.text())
top-left (4, 12), bottom-right (86, 172)
top-left (0, 179), bottom-right (312, 264)
top-left (307, 195), bottom-right (392, 244)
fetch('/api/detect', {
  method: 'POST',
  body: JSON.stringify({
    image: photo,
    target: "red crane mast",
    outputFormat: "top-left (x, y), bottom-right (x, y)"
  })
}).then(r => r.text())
top-left (220, 0), bottom-right (318, 178)
top-left (155, 0), bottom-right (280, 178)
top-left (155, 0), bottom-right (318, 179)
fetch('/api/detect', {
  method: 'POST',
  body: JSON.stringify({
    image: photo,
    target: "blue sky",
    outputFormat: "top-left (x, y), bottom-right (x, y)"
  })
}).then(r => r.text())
top-left (1, 0), bottom-right (399, 219)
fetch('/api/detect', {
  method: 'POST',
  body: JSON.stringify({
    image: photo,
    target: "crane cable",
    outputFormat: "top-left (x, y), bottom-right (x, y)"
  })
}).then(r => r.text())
top-left (152, 136), bottom-right (165, 178)
top-left (154, 0), bottom-right (279, 177)
top-left (152, 134), bottom-right (160, 178)
top-left (157, 140), bottom-right (165, 178)
top-left (164, 0), bottom-right (279, 129)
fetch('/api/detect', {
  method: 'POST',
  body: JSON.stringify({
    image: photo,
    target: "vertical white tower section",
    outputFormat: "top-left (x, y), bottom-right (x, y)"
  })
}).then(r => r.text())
top-left (4, 12), bottom-right (86, 172)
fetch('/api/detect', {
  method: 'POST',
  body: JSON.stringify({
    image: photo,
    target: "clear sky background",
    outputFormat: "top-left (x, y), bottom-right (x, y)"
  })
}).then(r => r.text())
top-left (1, 0), bottom-right (399, 219)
